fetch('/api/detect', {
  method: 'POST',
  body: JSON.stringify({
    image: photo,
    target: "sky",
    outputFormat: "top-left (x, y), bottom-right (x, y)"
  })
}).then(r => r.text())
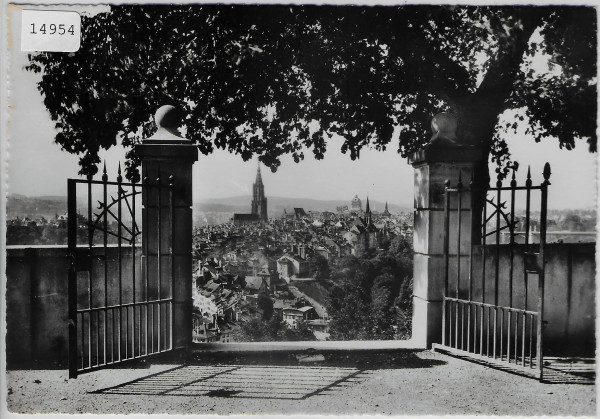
top-left (4, 3), bottom-right (597, 210)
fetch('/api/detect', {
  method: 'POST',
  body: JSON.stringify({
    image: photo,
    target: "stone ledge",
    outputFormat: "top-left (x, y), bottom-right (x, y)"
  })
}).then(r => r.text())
top-left (192, 339), bottom-right (424, 353)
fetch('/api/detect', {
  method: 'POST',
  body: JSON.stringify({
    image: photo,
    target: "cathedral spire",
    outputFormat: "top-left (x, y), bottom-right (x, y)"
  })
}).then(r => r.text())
top-left (365, 196), bottom-right (370, 214)
top-left (255, 163), bottom-right (263, 185)
top-left (252, 163), bottom-right (268, 222)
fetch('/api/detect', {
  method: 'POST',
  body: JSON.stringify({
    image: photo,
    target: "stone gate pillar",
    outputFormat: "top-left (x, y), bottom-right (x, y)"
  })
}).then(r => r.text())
top-left (409, 113), bottom-right (482, 348)
top-left (137, 106), bottom-right (198, 352)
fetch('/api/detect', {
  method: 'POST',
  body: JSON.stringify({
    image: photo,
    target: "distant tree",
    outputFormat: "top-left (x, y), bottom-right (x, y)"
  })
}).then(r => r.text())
top-left (368, 273), bottom-right (396, 339)
top-left (27, 5), bottom-right (595, 184)
top-left (41, 225), bottom-right (67, 245)
top-left (327, 269), bottom-right (371, 340)
top-left (237, 317), bottom-right (279, 342)
top-left (281, 320), bottom-right (316, 341)
top-left (255, 294), bottom-right (274, 320)
top-left (326, 235), bottom-right (413, 340)
top-left (394, 277), bottom-right (413, 339)
top-left (236, 275), bottom-right (247, 290)
top-left (308, 253), bottom-right (330, 280)
top-left (6, 226), bottom-right (37, 245)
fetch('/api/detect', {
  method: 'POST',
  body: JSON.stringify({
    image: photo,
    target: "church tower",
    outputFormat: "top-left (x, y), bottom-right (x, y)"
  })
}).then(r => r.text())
top-left (383, 201), bottom-right (391, 217)
top-left (251, 164), bottom-right (268, 222)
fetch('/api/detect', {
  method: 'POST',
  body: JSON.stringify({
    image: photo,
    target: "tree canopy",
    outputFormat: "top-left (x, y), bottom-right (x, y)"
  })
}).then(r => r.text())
top-left (27, 5), bottom-right (596, 181)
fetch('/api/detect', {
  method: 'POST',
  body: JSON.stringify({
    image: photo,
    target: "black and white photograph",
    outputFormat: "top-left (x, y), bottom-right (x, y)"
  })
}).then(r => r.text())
top-left (1, 1), bottom-right (597, 416)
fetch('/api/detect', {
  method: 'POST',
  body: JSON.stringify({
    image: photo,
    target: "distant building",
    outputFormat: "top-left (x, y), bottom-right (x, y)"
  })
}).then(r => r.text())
top-left (251, 165), bottom-right (268, 221)
top-left (347, 197), bottom-right (379, 257)
top-left (233, 213), bottom-right (260, 226)
top-left (382, 202), bottom-right (391, 217)
top-left (294, 208), bottom-right (308, 219)
top-left (277, 254), bottom-right (309, 281)
top-left (283, 306), bottom-right (317, 329)
top-left (351, 195), bottom-right (362, 211)
top-left (234, 165), bottom-right (268, 224)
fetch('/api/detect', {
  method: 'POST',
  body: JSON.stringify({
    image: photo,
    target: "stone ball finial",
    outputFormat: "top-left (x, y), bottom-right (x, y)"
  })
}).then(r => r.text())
top-left (155, 105), bottom-right (182, 130)
top-left (143, 105), bottom-right (189, 143)
top-left (428, 112), bottom-right (460, 148)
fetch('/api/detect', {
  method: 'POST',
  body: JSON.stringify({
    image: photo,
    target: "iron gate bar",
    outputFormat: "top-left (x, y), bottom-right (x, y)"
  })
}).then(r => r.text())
top-left (169, 175), bottom-right (174, 349)
top-left (144, 171), bottom-right (149, 358)
top-left (132, 180), bottom-right (136, 360)
top-left (524, 167), bottom-right (532, 312)
top-left (67, 179), bottom-right (77, 378)
top-left (456, 172), bottom-right (462, 350)
top-left (442, 180), bottom-right (450, 347)
top-left (157, 169), bottom-right (161, 353)
top-left (444, 297), bottom-right (538, 316)
top-left (103, 165), bottom-right (108, 366)
top-left (537, 163), bottom-right (551, 380)
top-left (467, 179), bottom-right (474, 353)
top-left (115, 166), bottom-right (121, 364)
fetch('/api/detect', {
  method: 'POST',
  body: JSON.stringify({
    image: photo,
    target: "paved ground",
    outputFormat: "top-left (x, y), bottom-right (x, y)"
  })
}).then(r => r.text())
top-left (5, 350), bottom-right (595, 416)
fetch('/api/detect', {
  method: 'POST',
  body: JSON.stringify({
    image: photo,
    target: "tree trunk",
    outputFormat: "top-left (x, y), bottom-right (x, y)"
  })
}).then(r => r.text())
top-left (453, 97), bottom-right (502, 244)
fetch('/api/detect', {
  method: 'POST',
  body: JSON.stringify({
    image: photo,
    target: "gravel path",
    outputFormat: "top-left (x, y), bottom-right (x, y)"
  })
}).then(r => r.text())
top-left (5, 350), bottom-right (595, 416)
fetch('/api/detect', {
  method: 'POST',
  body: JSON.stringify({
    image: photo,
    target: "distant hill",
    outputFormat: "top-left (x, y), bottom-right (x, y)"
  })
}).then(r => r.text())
top-left (6, 194), bottom-right (69, 219)
top-left (195, 195), bottom-right (412, 216)
top-left (7, 193), bottom-right (412, 223)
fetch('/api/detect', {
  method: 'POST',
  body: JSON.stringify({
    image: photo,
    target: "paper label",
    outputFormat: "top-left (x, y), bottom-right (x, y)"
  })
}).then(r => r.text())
top-left (21, 9), bottom-right (81, 52)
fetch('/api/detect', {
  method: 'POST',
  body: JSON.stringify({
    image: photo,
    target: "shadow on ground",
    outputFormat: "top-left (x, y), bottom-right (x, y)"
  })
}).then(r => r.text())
top-left (542, 357), bottom-right (596, 385)
top-left (434, 348), bottom-right (595, 385)
top-left (93, 350), bottom-right (446, 400)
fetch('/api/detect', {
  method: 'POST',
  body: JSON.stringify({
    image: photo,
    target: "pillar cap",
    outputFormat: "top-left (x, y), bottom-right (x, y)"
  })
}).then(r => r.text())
top-left (408, 147), bottom-right (483, 166)
top-left (143, 105), bottom-right (191, 144)
top-left (408, 113), bottom-right (484, 166)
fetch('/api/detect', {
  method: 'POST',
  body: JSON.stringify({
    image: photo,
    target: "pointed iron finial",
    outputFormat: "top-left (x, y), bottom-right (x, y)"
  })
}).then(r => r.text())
top-left (510, 166), bottom-right (516, 188)
top-left (526, 165), bottom-right (532, 188)
top-left (457, 170), bottom-right (463, 190)
top-left (117, 162), bottom-right (123, 183)
top-left (157, 166), bottom-right (161, 184)
top-left (542, 162), bottom-right (552, 185)
top-left (169, 174), bottom-right (174, 188)
top-left (102, 161), bottom-right (108, 181)
top-left (496, 169), bottom-right (503, 188)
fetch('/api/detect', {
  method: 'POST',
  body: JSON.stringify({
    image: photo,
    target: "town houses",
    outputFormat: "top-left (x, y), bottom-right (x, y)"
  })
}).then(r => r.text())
top-left (191, 181), bottom-right (414, 343)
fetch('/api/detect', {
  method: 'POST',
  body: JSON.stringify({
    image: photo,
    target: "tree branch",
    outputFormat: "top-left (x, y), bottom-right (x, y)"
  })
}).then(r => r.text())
top-left (475, 7), bottom-right (549, 113)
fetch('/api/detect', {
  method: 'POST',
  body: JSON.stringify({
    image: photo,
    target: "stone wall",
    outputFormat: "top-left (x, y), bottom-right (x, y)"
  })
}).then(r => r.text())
top-left (446, 242), bottom-right (595, 355)
top-left (5, 245), bottom-right (139, 368)
top-left (5, 241), bottom-right (595, 368)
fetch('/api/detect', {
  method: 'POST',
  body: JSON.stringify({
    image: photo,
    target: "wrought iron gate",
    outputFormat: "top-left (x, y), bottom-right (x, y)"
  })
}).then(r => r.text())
top-left (434, 163), bottom-right (551, 381)
top-left (68, 165), bottom-right (175, 378)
